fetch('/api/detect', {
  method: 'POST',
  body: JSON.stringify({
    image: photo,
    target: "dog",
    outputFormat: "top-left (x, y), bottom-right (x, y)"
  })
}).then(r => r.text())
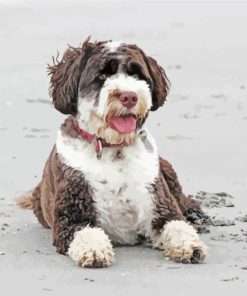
top-left (17, 38), bottom-right (208, 267)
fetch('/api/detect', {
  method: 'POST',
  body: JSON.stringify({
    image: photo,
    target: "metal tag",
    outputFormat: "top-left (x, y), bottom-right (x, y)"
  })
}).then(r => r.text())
top-left (92, 136), bottom-right (102, 159)
top-left (138, 130), bottom-right (154, 153)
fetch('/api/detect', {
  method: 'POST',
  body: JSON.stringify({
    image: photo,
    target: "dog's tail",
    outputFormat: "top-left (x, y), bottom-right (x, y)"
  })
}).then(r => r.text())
top-left (16, 191), bottom-right (33, 210)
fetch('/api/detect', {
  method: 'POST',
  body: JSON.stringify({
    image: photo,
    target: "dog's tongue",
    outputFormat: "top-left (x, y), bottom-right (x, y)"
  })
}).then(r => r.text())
top-left (109, 115), bottom-right (136, 134)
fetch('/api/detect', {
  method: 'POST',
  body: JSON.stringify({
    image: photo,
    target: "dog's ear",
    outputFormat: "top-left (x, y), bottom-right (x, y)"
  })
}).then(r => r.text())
top-left (47, 37), bottom-right (92, 115)
top-left (144, 56), bottom-right (170, 111)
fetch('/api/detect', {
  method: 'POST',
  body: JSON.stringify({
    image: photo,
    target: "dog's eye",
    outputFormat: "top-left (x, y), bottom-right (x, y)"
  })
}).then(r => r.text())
top-left (98, 74), bottom-right (107, 81)
top-left (101, 59), bottom-right (119, 76)
top-left (127, 63), bottom-right (146, 81)
top-left (132, 74), bottom-right (139, 79)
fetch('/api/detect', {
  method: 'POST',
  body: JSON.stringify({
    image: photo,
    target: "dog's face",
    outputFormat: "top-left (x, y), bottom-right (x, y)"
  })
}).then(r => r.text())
top-left (48, 38), bottom-right (170, 145)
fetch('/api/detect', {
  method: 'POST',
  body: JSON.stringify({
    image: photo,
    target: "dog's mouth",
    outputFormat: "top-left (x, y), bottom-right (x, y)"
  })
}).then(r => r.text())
top-left (108, 114), bottom-right (137, 134)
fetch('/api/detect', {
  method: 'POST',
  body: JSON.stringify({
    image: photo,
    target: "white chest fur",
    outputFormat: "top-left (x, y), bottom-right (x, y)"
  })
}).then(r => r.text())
top-left (56, 128), bottom-right (159, 244)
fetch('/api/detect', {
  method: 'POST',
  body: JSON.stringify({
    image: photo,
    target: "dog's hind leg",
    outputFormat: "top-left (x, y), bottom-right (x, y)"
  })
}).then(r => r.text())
top-left (16, 185), bottom-right (50, 228)
top-left (159, 156), bottom-right (209, 225)
top-left (159, 156), bottom-right (198, 211)
top-left (31, 184), bottom-right (50, 229)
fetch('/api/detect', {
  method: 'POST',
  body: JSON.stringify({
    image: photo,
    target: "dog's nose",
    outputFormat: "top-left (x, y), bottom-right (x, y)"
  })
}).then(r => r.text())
top-left (119, 91), bottom-right (138, 109)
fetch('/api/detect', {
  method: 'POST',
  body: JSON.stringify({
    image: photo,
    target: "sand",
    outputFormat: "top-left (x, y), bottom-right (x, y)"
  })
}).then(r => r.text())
top-left (0, 0), bottom-right (247, 295)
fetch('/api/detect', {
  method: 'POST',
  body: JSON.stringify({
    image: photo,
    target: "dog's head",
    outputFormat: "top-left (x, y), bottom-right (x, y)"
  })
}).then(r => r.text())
top-left (48, 37), bottom-right (170, 145)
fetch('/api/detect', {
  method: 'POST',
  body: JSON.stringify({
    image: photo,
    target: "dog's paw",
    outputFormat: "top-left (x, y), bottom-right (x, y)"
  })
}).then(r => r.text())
top-left (68, 227), bottom-right (115, 268)
top-left (166, 243), bottom-right (207, 264)
top-left (153, 220), bottom-right (208, 264)
top-left (77, 250), bottom-right (113, 268)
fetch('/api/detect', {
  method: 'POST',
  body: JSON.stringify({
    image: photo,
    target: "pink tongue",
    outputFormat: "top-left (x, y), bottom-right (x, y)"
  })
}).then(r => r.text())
top-left (109, 116), bottom-right (136, 134)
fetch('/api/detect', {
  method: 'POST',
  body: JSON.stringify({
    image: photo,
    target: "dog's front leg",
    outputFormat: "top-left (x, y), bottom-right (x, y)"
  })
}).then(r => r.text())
top-left (151, 171), bottom-right (208, 263)
top-left (152, 220), bottom-right (208, 264)
top-left (53, 221), bottom-right (115, 268)
top-left (52, 181), bottom-right (115, 268)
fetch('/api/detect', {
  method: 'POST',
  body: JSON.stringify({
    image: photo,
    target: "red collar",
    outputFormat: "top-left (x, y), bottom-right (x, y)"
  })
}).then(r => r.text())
top-left (73, 120), bottom-right (129, 159)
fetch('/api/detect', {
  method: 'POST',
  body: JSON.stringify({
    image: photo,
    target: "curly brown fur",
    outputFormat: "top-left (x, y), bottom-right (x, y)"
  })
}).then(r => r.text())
top-left (151, 170), bottom-right (186, 234)
top-left (159, 157), bottom-right (199, 213)
top-left (29, 146), bottom-right (98, 254)
top-left (52, 161), bottom-right (98, 254)
top-left (47, 37), bottom-right (107, 114)
top-left (159, 157), bottom-right (209, 224)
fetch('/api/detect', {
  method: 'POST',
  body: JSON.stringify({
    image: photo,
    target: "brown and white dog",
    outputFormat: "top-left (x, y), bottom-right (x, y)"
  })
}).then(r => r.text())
top-left (18, 38), bottom-right (208, 268)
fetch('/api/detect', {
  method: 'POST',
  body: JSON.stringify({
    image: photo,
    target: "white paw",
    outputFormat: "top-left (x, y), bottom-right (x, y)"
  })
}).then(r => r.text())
top-left (68, 227), bottom-right (115, 268)
top-left (153, 220), bottom-right (208, 264)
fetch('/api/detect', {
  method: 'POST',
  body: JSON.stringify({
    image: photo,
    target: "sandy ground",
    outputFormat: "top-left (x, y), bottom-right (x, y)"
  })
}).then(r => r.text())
top-left (0, 0), bottom-right (247, 294)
